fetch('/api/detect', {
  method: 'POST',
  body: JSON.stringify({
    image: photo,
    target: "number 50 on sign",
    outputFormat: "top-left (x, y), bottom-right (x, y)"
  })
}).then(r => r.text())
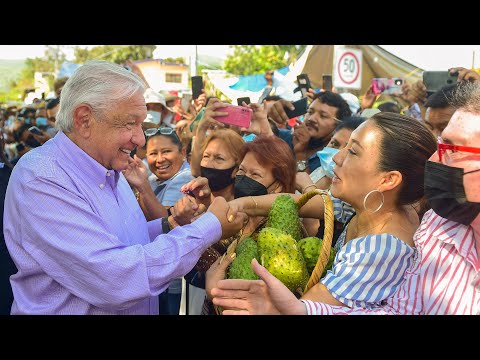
top-left (333, 47), bottom-right (362, 90)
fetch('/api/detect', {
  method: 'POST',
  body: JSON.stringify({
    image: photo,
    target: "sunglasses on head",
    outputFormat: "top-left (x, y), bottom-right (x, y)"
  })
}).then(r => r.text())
top-left (144, 127), bottom-right (178, 139)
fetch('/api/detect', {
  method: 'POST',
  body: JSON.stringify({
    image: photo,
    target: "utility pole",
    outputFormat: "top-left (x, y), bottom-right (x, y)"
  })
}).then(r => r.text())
top-left (190, 45), bottom-right (198, 77)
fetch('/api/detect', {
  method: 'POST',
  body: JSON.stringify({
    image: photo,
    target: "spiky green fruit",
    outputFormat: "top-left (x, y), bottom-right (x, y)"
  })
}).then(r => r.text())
top-left (266, 194), bottom-right (302, 241)
top-left (298, 236), bottom-right (336, 277)
top-left (257, 227), bottom-right (308, 292)
top-left (227, 237), bottom-right (259, 280)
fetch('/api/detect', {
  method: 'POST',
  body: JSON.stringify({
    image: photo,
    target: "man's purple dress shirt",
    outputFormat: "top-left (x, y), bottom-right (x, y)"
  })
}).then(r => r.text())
top-left (3, 132), bottom-right (222, 314)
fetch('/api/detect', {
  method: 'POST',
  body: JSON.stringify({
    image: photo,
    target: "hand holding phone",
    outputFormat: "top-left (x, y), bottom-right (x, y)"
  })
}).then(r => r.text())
top-left (191, 76), bottom-right (203, 100)
top-left (28, 126), bottom-right (43, 135)
top-left (236, 97), bottom-right (251, 106)
top-left (423, 71), bottom-right (458, 93)
top-left (284, 97), bottom-right (308, 119)
top-left (296, 74), bottom-right (312, 98)
top-left (213, 104), bottom-right (253, 128)
top-left (371, 78), bottom-right (404, 95)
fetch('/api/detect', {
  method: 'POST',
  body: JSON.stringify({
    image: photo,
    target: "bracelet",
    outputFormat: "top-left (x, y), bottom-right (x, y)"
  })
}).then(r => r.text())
top-left (250, 196), bottom-right (258, 210)
top-left (302, 184), bottom-right (317, 194)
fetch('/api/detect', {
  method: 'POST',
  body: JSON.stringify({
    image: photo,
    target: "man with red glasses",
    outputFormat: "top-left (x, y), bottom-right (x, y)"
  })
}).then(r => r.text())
top-left (211, 81), bottom-right (480, 315)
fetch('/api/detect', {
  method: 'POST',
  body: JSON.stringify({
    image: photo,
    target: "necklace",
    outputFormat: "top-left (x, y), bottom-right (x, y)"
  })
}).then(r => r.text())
top-left (351, 213), bottom-right (393, 239)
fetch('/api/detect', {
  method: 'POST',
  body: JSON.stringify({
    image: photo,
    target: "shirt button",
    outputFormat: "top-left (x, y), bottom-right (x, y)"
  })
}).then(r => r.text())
top-left (99, 183), bottom-right (105, 189)
top-left (106, 172), bottom-right (111, 177)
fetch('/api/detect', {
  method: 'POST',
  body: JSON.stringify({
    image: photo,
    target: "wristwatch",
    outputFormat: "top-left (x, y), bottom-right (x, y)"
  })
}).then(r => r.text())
top-left (161, 217), bottom-right (172, 233)
top-left (296, 160), bottom-right (307, 172)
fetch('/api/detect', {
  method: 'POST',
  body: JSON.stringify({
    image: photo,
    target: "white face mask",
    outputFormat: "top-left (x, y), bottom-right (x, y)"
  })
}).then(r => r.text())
top-left (146, 111), bottom-right (161, 124)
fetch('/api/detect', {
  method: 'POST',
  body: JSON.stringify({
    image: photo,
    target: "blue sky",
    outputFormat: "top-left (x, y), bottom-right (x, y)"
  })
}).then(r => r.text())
top-left (0, 45), bottom-right (479, 71)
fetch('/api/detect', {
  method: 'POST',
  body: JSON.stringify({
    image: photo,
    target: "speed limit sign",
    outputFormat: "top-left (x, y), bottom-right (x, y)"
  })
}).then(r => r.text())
top-left (333, 47), bottom-right (362, 89)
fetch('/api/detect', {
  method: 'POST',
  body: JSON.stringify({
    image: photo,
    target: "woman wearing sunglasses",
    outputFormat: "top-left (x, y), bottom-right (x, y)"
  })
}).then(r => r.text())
top-left (124, 126), bottom-right (194, 315)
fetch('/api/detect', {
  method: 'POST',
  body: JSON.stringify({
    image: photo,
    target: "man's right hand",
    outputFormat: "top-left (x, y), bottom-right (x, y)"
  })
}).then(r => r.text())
top-left (123, 155), bottom-right (149, 190)
top-left (267, 99), bottom-right (295, 126)
top-left (207, 197), bottom-right (247, 239)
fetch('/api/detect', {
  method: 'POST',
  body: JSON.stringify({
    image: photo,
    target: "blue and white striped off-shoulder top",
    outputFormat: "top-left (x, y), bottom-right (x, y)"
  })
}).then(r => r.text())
top-left (320, 197), bottom-right (416, 309)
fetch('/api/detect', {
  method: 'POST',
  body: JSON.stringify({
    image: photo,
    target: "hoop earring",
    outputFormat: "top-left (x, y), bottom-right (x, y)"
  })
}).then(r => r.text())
top-left (363, 189), bottom-right (384, 213)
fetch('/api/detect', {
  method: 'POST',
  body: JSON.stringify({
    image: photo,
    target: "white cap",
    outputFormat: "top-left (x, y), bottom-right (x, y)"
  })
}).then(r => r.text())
top-left (340, 92), bottom-right (360, 114)
top-left (143, 88), bottom-right (174, 112)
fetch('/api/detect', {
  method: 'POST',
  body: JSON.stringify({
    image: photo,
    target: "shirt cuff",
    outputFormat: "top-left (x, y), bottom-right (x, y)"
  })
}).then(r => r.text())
top-left (147, 218), bottom-right (163, 241)
top-left (301, 300), bottom-right (332, 315)
top-left (190, 211), bottom-right (222, 247)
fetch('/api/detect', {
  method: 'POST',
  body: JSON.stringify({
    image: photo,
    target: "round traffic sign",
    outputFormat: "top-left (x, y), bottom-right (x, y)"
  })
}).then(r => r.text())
top-left (337, 51), bottom-right (360, 85)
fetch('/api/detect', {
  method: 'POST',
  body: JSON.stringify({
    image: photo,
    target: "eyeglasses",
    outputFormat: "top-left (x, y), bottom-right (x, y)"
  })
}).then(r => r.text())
top-left (437, 137), bottom-right (480, 163)
top-left (144, 127), bottom-right (178, 139)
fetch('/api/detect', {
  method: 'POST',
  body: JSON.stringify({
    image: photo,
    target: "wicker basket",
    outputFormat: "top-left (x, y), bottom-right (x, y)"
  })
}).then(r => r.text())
top-left (299, 189), bottom-right (334, 293)
top-left (222, 189), bottom-right (334, 293)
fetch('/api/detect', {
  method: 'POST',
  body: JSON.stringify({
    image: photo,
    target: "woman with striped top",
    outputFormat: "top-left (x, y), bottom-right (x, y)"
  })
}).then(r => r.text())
top-left (210, 112), bottom-right (437, 313)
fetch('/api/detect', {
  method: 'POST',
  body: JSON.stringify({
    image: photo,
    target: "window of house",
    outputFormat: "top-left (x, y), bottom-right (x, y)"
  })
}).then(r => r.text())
top-left (166, 73), bottom-right (182, 83)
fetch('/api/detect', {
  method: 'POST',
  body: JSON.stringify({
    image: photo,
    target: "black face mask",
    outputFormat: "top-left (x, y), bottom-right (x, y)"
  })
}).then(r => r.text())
top-left (424, 161), bottom-right (480, 226)
top-left (200, 166), bottom-right (236, 192)
top-left (25, 135), bottom-right (42, 148)
top-left (234, 175), bottom-right (273, 199)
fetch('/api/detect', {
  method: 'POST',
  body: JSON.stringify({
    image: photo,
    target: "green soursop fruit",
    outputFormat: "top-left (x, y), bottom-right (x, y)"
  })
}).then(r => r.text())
top-left (227, 237), bottom-right (259, 280)
top-left (266, 194), bottom-right (302, 241)
top-left (257, 227), bottom-right (308, 292)
top-left (298, 237), bottom-right (336, 278)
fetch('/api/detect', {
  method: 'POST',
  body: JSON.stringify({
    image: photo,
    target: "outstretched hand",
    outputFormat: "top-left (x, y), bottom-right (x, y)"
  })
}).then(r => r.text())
top-left (211, 258), bottom-right (307, 315)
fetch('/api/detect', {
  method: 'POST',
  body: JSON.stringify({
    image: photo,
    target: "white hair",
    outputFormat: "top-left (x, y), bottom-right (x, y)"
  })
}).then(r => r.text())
top-left (55, 60), bottom-right (147, 133)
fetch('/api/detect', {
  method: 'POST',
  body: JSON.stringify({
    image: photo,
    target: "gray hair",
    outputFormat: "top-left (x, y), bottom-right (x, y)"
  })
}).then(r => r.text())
top-left (56, 60), bottom-right (147, 133)
top-left (449, 81), bottom-right (480, 114)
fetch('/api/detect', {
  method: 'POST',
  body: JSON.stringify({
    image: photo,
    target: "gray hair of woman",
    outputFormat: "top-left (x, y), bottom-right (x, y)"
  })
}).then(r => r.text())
top-left (56, 60), bottom-right (147, 133)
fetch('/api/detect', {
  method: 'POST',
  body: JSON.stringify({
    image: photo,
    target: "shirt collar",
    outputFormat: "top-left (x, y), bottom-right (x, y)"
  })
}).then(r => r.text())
top-left (431, 211), bottom-right (472, 257)
top-left (54, 131), bottom-right (120, 187)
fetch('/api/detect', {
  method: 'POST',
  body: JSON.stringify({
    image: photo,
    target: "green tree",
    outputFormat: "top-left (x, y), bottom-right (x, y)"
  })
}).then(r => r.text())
top-left (223, 45), bottom-right (306, 75)
top-left (164, 57), bottom-right (185, 64)
top-left (7, 47), bottom-right (62, 99)
top-left (73, 45), bottom-right (156, 64)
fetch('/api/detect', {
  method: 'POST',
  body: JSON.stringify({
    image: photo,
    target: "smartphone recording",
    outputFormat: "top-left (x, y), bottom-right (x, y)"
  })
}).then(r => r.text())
top-left (284, 97), bottom-right (308, 119)
top-left (423, 71), bottom-right (459, 93)
top-left (371, 78), bottom-right (404, 95)
top-left (213, 104), bottom-right (252, 128)
top-left (191, 76), bottom-right (203, 99)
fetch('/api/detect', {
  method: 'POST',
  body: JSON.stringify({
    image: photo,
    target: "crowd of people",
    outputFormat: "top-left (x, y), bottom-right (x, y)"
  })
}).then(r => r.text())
top-left (0, 59), bottom-right (478, 315)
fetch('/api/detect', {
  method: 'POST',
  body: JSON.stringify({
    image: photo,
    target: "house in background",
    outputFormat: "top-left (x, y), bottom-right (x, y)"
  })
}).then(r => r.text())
top-left (135, 59), bottom-right (189, 93)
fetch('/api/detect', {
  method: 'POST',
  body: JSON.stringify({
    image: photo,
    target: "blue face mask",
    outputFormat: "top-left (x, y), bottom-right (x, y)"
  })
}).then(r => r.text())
top-left (243, 133), bottom-right (257, 142)
top-left (36, 117), bottom-right (48, 126)
top-left (316, 147), bottom-right (340, 178)
top-left (145, 111), bottom-right (161, 124)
